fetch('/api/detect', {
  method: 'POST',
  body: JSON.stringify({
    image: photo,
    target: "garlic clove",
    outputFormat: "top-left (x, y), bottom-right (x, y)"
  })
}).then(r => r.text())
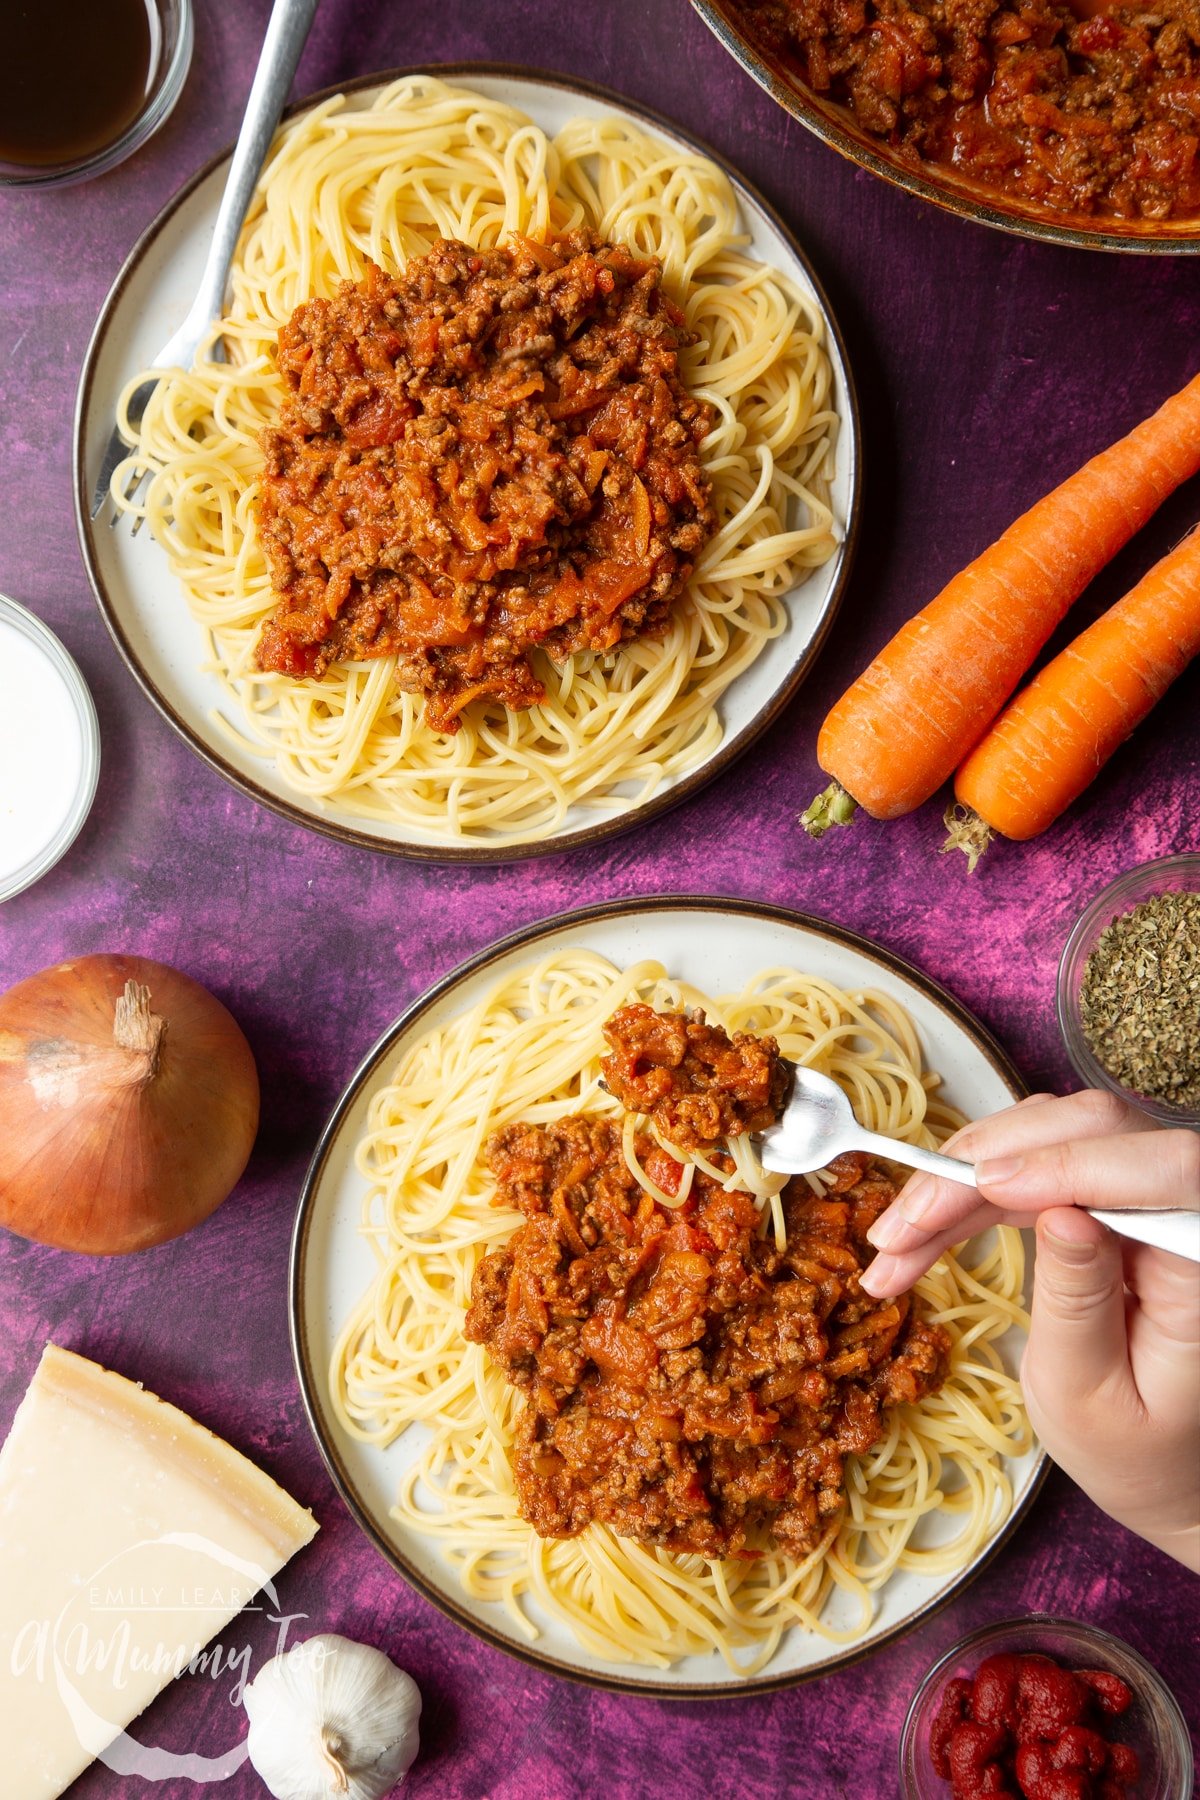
top-left (244, 1634), bottom-right (421, 1800)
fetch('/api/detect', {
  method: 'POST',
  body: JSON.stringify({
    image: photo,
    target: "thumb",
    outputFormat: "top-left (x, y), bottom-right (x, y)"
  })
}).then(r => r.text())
top-left (1026, 1208), bottom-right (1130, 1414)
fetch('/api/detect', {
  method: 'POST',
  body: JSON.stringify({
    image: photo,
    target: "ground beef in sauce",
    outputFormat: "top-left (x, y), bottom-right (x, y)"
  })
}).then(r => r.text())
top-left (733, 0), bottom-right (1200, 220)
top-left (464, 1115), bottom-right (950, 1560)
top-left (255, 231), bottom-right (715, 732)
top-left (600, 1002), bottom-right (791, 1151)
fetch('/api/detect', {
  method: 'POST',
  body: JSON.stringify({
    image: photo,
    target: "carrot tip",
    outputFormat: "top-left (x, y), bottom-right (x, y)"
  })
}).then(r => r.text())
top-left (941, 803), bottom-right (993, 873)
top-left (801, 781), bottom-right (858, 839)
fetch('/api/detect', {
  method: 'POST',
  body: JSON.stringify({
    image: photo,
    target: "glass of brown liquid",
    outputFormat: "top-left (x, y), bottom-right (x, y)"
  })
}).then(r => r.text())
top-left (0, 0), bottom-right (193, 187)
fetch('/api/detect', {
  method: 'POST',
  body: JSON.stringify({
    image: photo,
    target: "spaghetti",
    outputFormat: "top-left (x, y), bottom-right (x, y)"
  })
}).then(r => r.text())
top-left (112, 77), bottom-right (840, 848)
top-left (330, 952), bottom-right (1032, 1674)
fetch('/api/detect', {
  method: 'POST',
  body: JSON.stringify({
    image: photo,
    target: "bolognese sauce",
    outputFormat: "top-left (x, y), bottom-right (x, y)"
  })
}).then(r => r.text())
top-left (465, 1012), bottom-right (950, 1561)
top-left (600, 1001), bottom-right (790, 1150)
top-left (256, 232), bottom-right (715, 732)
top-left (733, 0), bottom-right (1200, 221)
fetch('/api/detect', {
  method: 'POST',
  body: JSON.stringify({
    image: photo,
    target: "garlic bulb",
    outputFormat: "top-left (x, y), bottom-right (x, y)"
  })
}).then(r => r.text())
top-left (244, 1634), bottom-right (421, 1800)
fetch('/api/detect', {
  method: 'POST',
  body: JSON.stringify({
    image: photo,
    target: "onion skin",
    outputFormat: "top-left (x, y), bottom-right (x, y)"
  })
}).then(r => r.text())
top-left (0, 955), bottom-right (260, 1255)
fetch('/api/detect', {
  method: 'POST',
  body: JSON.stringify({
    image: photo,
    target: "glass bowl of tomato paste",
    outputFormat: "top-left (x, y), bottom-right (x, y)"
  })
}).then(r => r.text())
top-left (899, 1616), bottom-right (1193, 1800)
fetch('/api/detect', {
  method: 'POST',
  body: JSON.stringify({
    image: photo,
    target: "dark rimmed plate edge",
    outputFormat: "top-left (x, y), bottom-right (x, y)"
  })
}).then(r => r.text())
top-left (288, 893), bottom-right (1050, 1700)
top-left (73, 63), bottom-right (864, 866)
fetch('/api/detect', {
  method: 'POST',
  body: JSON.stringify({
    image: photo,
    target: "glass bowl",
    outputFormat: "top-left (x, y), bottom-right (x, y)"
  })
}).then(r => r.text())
top-left (0, 595), bottom-right (101, 901)
top-left (900, 1616), bottom-right (1194, 1799)
top-left (1057, 853), bottom-right (1200, 1127)
top-left (0, 0), bottom-right (192, 189)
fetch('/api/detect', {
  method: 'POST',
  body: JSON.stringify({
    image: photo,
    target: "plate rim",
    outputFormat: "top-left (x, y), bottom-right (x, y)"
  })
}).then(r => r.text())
top-left (288, 893), bottom-right (1049, 1700)
top-left (690, 0), bottom-right (1200, 256)
top-left (73, 61), bottom-right (863, 866)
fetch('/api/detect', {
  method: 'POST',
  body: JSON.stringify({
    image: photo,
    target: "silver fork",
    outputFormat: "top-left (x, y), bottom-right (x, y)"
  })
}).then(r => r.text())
top-left (757, 1063), bottom-right (1200, 1262)
top-left (91, 0), bottom-right (320, 526)
top-left (758, 1065), bottom-right (981, 1188)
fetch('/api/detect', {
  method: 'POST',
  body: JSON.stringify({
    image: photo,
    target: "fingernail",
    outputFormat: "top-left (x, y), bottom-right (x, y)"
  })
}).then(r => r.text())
top-left (861, 1253), bottom-right (901, 1297)
top-left (1040, 1211), bottom-right (1098, 1264)
top-left (976, 1154), bottom-right (1024, 1187)
top-left (899, 1175), bottom-right (936, 1224)
top-left (866, 1206), bottom-right (906, 1250)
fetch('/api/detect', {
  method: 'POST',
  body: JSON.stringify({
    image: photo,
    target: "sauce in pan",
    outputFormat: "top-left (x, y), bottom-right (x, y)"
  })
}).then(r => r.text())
top-left (733, 0), bottom-right (1200, 222)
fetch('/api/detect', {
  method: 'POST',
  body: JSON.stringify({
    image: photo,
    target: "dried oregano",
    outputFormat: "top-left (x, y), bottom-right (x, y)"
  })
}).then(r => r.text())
top-left (1079, 889), bottom-right (1200, 1109)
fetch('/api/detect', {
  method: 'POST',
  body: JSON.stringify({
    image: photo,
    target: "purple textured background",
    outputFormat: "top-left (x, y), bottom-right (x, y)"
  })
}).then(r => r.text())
top-left (1, 2), bottom-right (1198, 1795)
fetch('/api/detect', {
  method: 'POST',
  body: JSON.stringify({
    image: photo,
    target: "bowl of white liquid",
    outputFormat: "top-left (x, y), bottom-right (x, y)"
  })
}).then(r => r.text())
top-left (0, 596), bottom-right (100, 901)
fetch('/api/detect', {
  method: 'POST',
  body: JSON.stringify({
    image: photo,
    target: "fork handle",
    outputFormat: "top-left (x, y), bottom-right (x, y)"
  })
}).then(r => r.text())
top-left (853, 1142), bottom-right (1198, 1259)
top-left (853, 1130), bottom-right (979, 1189)
top-left (1087, 1208), bottom-right (1200, 1263)
top-left (171, 0), bottom-right (320, 357)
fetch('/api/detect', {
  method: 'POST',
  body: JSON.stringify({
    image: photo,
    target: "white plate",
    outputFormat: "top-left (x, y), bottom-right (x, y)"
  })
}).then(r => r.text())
top-left (73, 66), bottom-right (860, 864)
top-left (290, 897), bottom-right (1045, 1696)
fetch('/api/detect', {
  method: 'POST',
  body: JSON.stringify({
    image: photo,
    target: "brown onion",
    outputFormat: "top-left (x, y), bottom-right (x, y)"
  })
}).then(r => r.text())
top-left (0, 954), bottom-right (260, 1254)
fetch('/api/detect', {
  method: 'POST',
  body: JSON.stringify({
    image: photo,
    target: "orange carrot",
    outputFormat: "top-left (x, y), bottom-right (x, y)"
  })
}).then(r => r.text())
top-left (943, 527), bottom-right (1200, 867)
top-left (802, 371), bottom-right (1200, 838)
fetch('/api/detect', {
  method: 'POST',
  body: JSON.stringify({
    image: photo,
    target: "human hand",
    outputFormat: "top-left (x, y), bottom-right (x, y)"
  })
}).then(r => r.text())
top-left (860, 1089), bottom-right (1200, 1570)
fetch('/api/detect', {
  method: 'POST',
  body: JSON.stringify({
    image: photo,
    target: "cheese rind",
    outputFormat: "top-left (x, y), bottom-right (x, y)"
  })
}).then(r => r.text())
top-left (0, 1343), bottom-right (317, 1798)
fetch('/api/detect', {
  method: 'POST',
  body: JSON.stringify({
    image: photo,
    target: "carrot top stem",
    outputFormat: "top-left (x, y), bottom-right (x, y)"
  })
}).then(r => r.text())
top-left (941, 803), bottom-right (994, 873)
top-left (801, 781), bottom-right (859, 838)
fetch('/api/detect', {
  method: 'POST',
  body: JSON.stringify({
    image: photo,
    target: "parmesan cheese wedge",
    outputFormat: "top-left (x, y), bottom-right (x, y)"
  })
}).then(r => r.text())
top-left (0, 1343), bottom-right (317, 1798)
